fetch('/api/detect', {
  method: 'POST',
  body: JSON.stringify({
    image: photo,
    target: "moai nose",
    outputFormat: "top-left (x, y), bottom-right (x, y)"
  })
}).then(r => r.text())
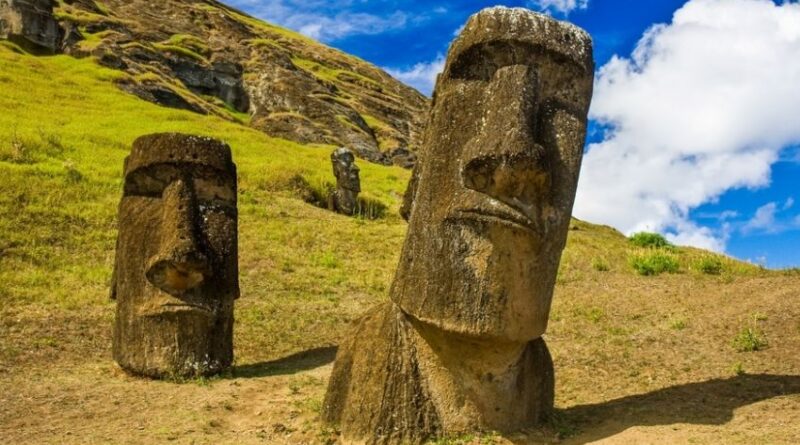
top-left (146, 179), bottom-right (210, 294)
top-left (462, 65), bottom-right (550, 221)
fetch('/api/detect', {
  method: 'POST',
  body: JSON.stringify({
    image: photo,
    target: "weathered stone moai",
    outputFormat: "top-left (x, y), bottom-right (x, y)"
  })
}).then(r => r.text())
top-left (323, 7), bottom-right (594, 444)
top-left (112, 133), bottom-right (239, 378)
top-left (330, 147), bottom-right (361, 215)
top-left (0, 0), bottom-right (60, 53)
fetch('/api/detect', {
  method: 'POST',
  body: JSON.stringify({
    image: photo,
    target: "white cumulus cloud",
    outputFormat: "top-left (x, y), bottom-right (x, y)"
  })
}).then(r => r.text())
top-left (574, 0), bottom-right (800, 252)
top-left (742, 202), bottom-right (779, 234)
top-left (385, 55), bottom-right (446, 96)
top-left (528, 0), bottom-right (589, 15)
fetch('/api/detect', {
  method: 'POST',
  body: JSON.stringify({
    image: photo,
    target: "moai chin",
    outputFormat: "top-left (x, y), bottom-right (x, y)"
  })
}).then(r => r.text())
top-left (323, 7), bottom-right (594, 444)
top-left (112, 133), bottom-right (239, 379)
top-left (330, 147), bottom-right (361, 215)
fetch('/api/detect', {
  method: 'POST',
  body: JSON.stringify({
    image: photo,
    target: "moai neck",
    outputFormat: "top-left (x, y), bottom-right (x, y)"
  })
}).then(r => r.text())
top-left (409, 315), bottom-right (544, 432)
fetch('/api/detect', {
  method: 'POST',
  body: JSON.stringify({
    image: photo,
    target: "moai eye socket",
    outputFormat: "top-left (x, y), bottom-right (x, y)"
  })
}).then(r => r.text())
top-left (193, 177), bottom-right (236, 208)
top-left (447, 42), bottom-right (539, 82)
top-left (123, 164), bottom-right (182, 198)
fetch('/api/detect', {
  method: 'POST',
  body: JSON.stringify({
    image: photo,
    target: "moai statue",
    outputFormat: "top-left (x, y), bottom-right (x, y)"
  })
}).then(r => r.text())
top-left (322, 7), bottom-right (594, 444)
top-left (111, 133), bottom-right (239, 378)
top-left (330, 147), bottom-right (361, 215)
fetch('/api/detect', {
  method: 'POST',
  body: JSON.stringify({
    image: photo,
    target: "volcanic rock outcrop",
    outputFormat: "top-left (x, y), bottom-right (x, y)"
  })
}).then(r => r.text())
top-left (18, 0), bottom-right (427, 166)
top-left (111, 133), bottom-right (239, 378)
top-left (322, 7), bottom-right (594, 444)
top-left (0, 0), bottom-right (60, 52)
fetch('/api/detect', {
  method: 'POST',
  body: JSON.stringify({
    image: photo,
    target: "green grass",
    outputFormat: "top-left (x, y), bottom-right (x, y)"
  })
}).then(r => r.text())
top-left (591, 256), bottom-right (610, 272)
top-left (732, 326), bottom-right (768, 352)
top-left (361, 113), bottom-right (402, 151)
top-left (731, 315), bottom-right (769, 352)
top-left (54, 0), bottom-right (119, 26)
top-left (695, 255), bottom-right (724, 275)
top-left (153, 43), bottom-right (208, 63)
top-left (628, 231), bottom-right (672, 249)
top-left (76, 29), bottom-right (117, 53)
top-left (247, 38), bottom-right (280, 49)
top-left (291, 57), bottom-right (381, 89)
top-left (669, 318), bottom-right (688, 330)
top-left (629, 251), bottom-right (680, 276)
top-left (427, 432), bottom-right (500, 445)
top-left (164, 34), bottom-right (210, 58)
top-left (0, 46), bottom-right (410, 324)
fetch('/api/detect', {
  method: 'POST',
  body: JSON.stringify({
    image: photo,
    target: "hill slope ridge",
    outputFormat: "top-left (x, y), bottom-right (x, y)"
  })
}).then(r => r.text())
top-left (50, 0), bottom-right (428, 166)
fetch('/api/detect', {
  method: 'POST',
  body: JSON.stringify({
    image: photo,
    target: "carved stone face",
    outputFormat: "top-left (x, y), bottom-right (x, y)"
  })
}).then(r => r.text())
top-left (112, 133), bottom-right (238, 378)
top-left (391, 8), bottom-right (594, 342)
top-left (332, 147), bottom-right (360, 193)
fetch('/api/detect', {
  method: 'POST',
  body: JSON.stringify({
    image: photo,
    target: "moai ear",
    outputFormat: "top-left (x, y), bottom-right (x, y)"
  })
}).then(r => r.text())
top-left (400, 163), bottom-right (420, 221)
top-left (110, 237), bottom-right (119, 300)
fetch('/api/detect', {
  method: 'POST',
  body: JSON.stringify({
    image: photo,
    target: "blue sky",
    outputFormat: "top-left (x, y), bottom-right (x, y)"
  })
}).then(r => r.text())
top-left (227, 0), bottom-right (800, 268)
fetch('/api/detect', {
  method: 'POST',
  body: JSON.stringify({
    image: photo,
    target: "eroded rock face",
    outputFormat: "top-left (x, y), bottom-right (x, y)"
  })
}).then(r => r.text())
top-left (0, 0), bottom-right (60, 52)
top-left (52, 0), bottom-right (428, 167)
top-left (323, 7), bottom-right (594, 443)
top-left (112, 133), bottom-right (239, 379)
top-left (169, 58), bottom-right (250, 113)
top-left (330, 147), bottom-right (361, 215)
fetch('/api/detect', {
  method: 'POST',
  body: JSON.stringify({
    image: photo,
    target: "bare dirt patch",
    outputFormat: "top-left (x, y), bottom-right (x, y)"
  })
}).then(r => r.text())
top-left (2, 273), bottom-right (798, 444)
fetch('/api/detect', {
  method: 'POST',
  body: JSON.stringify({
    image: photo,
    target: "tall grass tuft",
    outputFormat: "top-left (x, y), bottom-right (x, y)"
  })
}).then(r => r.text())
top-left (629, 251), bottom-right (680, 276)
top-left (695, 255), bottom-right (724, 275)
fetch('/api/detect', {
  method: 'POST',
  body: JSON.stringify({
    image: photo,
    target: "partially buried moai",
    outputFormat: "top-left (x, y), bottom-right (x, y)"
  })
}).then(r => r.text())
top-left (323, 7), bottom-right (593, 444)
top-left (330, 147), bottom-right (361, 215)
top-left (111, 133), bottom-right (239, 378)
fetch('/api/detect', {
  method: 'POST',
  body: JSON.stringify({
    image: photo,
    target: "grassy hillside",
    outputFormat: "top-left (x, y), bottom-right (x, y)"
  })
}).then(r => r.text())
top-left (51, 0), bottom-right (428, 164)
top-left (1, 46), bottom-right (799, 445)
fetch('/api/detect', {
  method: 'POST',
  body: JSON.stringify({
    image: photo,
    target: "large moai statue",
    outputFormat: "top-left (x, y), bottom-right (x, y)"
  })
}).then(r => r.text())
top-left (111, 133), bottom-right (239, 379)
top-left (330, 147), bottom-right (361, 215)
top-left (322, 7), bottom-right (594, 444)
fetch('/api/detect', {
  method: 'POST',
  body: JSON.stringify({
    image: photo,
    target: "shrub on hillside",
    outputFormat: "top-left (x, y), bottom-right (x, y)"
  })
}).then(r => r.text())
top-left (629, 251), bottom-right (680, 276)
top-left (628, 232), bottom-right (672, 249)
top-left (732, 325), bottom-right (767, 352)
top-left (696, 255), bottom-right (724, 275)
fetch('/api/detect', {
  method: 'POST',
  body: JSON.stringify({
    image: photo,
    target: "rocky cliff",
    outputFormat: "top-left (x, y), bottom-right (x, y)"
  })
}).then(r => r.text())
top-left (12, 0), bottom-right (428, 166)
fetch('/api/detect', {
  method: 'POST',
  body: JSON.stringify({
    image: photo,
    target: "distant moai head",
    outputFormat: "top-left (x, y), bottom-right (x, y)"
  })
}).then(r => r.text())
top-left (112, 133), bottom-right (239, 378)
top-left (391, 7), bottom-right (594, 342)
top-left (331, 147), bottom-right (360, 193)
top-left (331, 147), bottom-right (360, 215)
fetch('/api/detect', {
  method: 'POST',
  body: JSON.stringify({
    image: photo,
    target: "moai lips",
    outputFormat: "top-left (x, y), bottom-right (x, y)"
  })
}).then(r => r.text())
top-left (323, 7), bottom-right (594, 444)
top-left (111, 133), bottom-right (239, 379)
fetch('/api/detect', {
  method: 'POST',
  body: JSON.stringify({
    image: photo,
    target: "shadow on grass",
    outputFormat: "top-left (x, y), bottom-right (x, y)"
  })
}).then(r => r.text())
top-left (232, 346), bottom-right (338, 379)
top-left (551, 374), bottom-right (800, 444)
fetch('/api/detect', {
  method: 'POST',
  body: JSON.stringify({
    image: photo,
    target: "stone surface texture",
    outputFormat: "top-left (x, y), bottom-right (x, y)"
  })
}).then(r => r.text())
top-left (330, 147), bottom-right (361, 216)
top-left (323, 7), bottom-right (594, 444)
top-left (0, 0), bottom-right (60, 52)
top-left (112, 133), bottom-right (239, 378)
